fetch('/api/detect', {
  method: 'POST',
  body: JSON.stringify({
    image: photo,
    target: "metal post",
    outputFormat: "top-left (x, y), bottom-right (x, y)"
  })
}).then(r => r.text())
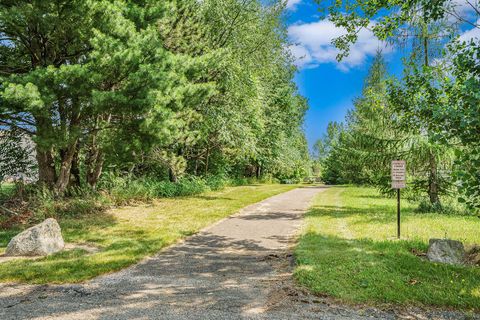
top-left (397, 188), bottom-right (401, 239)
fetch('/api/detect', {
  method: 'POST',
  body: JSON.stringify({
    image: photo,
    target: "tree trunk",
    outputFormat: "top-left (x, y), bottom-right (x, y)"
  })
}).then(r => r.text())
top-left (86, 150), bottom-right (104, 189)
top-left (35, 116), bottom-right (56, 188)
top-left (205, 146), bottom-right (210, 176)
top-left (428, 151), bottom-right (440, 206)
top-left (168, 168), bottom-right (177, 183)
top-left (420, 23), bottom-right (440, 206)
top-left (69, 150), bottom-right (81, 188)
top-left (86, 135), bottom-right (104, 189)
top-left (85, 115), bottom-right (110, 189)
top-left (256, 165), bottom-right (261, 179)
top-left (36, 147), bottom-right (56, 188)
top-left (55, 141), bottom-right (78, 195)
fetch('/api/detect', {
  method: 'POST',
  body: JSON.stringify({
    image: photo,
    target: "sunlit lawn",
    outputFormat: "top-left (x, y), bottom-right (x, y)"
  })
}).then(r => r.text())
top-left (0, 184), bottom-right (296, 284)
top-left (295, 186), bottom-right (480, 310)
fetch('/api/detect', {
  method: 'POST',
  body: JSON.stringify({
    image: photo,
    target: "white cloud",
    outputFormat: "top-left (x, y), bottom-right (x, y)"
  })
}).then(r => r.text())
top-left (288, 19), bottom-right (393, 71)
top-left (459, 20), bottom-right (480, 42)
top-left (286, 0), bottom-right (302, 11)
top-left (451, 0), bottom-right (478, 15)
top-left (289, 44), bottom-right (313, 67)
top-left (444, 0), bottom-right (480, 25)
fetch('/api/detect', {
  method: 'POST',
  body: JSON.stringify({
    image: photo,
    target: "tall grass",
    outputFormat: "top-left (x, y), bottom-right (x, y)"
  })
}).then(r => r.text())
top-left (1, 174), bottom-right (268, 225)
top-left (101, 174), bottom-right (257, 204)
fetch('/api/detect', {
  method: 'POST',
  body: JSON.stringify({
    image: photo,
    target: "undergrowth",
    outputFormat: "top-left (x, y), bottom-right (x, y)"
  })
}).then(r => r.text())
top-left (0, 174), bottom-right (274, 227)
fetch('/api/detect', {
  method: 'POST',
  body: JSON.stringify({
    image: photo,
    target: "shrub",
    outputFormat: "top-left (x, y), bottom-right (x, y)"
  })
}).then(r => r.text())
top-left (106, 175), bottom-right (213, 201)
top-left (205, 175), bottom-right (229, 191)
top-left (152, 180), bottom-right (179, 197)
top-left (415, 196), bottom-right (469, 216)
top-left (280, 178), bottom-right (301, 184)
top-left (173, 177), bottom-right (208, 197)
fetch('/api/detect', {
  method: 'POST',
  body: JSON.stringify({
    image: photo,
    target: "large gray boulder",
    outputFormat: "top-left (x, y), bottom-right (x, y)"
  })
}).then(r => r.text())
top-left (5, 218), bottom-right (64, 256)
top-left (427, 239), bottom-right (465, 265)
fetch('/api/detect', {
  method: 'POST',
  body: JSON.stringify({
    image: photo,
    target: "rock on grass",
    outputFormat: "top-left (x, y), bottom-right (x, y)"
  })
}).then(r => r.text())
top-left (5, 218), bottom-right (64, 256)
top-left (427, 239), bottom-right (465, 265)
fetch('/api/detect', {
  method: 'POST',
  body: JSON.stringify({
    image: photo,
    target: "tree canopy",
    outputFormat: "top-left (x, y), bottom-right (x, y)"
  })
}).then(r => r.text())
top-left (0, 0), bottom-right (310, 195)
top-left (315, 0), bottom-right (479, 212)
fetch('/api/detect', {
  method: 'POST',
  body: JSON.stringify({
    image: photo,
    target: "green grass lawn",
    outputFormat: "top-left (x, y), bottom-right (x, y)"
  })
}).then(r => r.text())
top-left (0, 183), bottom-right (296, 284)
top-left (295, 186), bottom-right (480, 311)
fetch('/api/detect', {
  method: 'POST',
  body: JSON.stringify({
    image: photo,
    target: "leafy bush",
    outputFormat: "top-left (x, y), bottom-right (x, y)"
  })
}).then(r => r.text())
top-left (152, 180), bottom-right (179, 198)
top-left (280, 178), bottom-right (301, 184)
top-left (415, 196), bottom-right (469, 216)
top-left (205, 175), bottom-right (230, 191)
top-left (103, 175), bottom-right (237, 203)
top-left (170, 177), bottom-right (208, 197)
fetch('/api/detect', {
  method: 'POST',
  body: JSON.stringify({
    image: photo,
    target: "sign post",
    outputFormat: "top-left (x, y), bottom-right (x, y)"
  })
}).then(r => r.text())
top-left (391, 160), bottom-right (406, 239)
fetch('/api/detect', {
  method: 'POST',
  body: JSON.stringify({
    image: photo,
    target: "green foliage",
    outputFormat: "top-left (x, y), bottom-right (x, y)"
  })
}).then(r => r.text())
top-left (0, 0), bottom-right (310, 198)
top-left (415, 196), bottom-right (468, 216)
top-left (19, 185), bottom-right (103, 222)
top-left (3, 172), bottom-right (258, 227)
top-left (317, 53), bottom-right (454, 208)
top-left (388, 40), bottom-right (480, 212)
top-left (319, 0), bottom-right (480, 212)
top-left (0, 183), bottom-right (15, 203)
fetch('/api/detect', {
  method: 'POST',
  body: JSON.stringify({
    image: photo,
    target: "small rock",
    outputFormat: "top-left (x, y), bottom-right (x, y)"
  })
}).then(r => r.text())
top-left (5, 218), bottom-right (64, 256)
top-left (426, 238), bottom-right (465, 265)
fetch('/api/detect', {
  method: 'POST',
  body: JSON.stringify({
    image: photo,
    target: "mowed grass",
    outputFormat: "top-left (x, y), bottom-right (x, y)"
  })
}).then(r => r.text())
top-left (295, 186), bottom-right (480, 310)
top-left (0, 184), bottom-right (296, 284)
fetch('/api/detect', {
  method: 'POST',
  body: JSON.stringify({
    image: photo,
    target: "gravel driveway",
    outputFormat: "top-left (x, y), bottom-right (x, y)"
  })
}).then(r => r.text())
top-left (0, 186), bottom-right (477, 319)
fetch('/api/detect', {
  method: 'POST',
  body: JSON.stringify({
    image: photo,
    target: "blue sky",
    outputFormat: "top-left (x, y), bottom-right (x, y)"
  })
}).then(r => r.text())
top-left (284, 0), bottom-right (480, 150)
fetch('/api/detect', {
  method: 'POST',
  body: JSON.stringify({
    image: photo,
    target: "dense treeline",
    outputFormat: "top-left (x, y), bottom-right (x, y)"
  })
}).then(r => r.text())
top-left (315, 0), bottom-right (479, 214)
top-left (0, 0), bottom-right (310, 198)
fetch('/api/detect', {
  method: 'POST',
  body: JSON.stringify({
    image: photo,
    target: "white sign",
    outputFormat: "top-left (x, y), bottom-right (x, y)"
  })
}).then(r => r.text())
top-left (391, 160), bottom-right (406, 189)
top-left (392, 181), bottom-right (406, 189)
top-left (391, 160), bottom-right (406, 181)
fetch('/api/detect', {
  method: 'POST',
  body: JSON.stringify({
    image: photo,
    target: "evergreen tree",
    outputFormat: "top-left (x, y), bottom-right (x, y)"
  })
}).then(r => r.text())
top-left (0, 0), bottom-right (311, 194)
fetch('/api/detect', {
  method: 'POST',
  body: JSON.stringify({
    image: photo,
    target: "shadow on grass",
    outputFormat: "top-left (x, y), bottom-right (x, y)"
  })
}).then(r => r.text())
top-left (0, 211), bottom-right (128, 283)
top-left (295, 232), bottom-right (480, 310)
top-left (60, 212), bottom-right (118, 241)
top-left (0, 230), bottom-right (170, 283)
